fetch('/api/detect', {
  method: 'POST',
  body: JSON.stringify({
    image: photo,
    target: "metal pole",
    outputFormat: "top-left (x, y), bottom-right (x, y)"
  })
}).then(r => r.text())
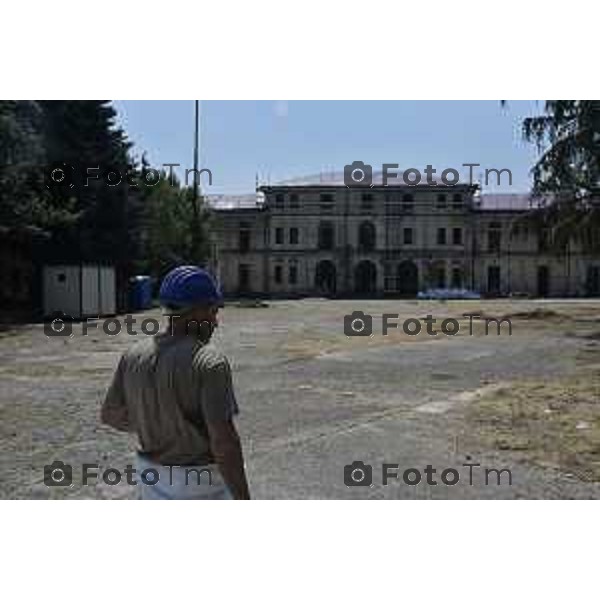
top-left (191, 100), bottom-right (200, 263)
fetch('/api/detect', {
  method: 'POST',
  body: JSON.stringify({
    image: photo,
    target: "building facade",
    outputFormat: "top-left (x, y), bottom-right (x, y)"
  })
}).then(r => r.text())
top-left (210, 178), bottom-right (600, 298)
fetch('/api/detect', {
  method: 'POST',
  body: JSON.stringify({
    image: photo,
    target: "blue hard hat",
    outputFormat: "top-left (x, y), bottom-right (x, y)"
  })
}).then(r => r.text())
top-left (159, 266), bottom-right (224, 310)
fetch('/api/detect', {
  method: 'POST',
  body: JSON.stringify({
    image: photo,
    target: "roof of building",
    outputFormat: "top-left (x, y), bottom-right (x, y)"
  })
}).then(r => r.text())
top-left (268, 170), bottom-right (475, 188)
top-left (477, 194), bottom-right (547, 211)
top-left (206, 187), bottom-right (548, 213)
top-left (206, 193), bottom-right (265, 211)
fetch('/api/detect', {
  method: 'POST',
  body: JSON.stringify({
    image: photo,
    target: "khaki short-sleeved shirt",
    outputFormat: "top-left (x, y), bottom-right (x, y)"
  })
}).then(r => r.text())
top-left (102, 334), bottom-right (238, 466)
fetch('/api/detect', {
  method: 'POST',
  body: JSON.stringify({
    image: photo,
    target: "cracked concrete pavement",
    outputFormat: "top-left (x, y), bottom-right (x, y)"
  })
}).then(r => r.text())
top-left (2, 298), bottom-right (600, 499)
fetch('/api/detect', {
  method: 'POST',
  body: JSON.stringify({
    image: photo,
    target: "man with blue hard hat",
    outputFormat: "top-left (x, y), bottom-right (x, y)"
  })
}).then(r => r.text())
top-left (101, 266), bottom-right (250, 500)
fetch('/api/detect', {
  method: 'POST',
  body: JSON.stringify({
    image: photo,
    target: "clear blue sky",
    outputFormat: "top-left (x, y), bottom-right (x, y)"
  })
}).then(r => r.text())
top-left (113, 101), bottom-right (545, 195)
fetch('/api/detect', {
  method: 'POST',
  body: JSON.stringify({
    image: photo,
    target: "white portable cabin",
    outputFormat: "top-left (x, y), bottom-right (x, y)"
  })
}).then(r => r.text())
top-left (43, 264), bottom-right (116, 318)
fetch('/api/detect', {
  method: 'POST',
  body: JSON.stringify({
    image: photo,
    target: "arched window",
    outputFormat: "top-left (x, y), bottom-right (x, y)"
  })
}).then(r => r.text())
top-left (358, 221), bottom-right (376, 251)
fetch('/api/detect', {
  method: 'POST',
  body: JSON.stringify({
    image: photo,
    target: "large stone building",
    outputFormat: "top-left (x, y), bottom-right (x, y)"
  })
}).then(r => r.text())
top-left (209, 173), bottom-right (600, 298)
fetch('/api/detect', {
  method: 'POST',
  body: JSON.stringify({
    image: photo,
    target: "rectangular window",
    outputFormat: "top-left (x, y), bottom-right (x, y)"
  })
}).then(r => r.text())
top-left (289, 194), bottom-right (299, 210)
top-left (289, 264), bottom-right (298, 285)
top-left (489, 229), bottom-right (501, 252)
top-left (275, 193), bottom-right (284, 209)
top-left (239, 229), bottom-right (250, 253)
top-left (403, 228), bottom-right (413, 245)
top-left (452, 228), bottom-right (462, 245)
top-left (385, 193), bottom-right (399, 216)
top-left (320, 193), bottom-right (335, 211)
top-left (361, 193), bottom-right (374, 213)
top-left (402, 194), bottom-right (414, 213)
top-left (318, 223), bottom-right (335, 250)
top-left (437, 228), bottom-right (446, 245)
top-left (274, 265), bottom-right (283, 284)
top-left (275, 227), bottom-right (284, 245)
top-left (289, 227), bottom-right (299, 245)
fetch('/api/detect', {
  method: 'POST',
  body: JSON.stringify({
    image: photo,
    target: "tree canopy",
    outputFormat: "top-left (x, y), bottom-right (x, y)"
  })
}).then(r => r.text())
top-left (0, 100), bottom-right (210, 287)
top-left (518, 100), bottom-right (600, 250)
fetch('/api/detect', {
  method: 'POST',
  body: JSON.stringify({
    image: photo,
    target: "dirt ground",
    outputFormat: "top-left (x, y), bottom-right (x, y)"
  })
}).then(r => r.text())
top-left (2, 298), bottom-right (600, 499)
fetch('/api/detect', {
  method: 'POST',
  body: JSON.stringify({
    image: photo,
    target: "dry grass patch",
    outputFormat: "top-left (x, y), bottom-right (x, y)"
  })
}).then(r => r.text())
top-left (283, 325), bottom-right (443, 359)
top-left (467, 369), bottom-right (600, 481)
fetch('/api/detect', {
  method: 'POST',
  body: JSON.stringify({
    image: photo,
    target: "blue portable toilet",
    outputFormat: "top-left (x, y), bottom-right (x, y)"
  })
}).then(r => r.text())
top-left (129, 276), bottom-right (153, 311)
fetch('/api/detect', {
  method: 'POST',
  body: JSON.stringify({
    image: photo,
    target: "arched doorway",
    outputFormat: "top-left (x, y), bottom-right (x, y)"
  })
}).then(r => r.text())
top-left (428, 261), bottom-right (446, 289)
top-left (354, 260), bottom-right (377, 295)
top-left (451, 267), bottom-right (463, 289)
top-left (315, 260), bottom-right (337, 296)
top-left (397, 261), bottom-right (419, 296)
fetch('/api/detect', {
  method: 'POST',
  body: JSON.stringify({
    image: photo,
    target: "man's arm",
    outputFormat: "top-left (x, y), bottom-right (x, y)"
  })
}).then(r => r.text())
top-left (199, 357), bottom-right (250, 499)
top-left (101, 356), bottom-right (130, 432)
top-left (205, 418), bottom-right (250, 500)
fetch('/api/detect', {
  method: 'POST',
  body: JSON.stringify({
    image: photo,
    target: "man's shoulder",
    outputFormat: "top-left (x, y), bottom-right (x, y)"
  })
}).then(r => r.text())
top-left (119, 336), bottom-right (159, 364)
top-left (191, 342), bottom-right (230, 372)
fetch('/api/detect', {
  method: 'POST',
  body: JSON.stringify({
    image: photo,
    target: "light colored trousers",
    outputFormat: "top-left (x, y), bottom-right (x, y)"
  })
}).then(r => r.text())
top-left (135, 454), bottom-right (233, 500)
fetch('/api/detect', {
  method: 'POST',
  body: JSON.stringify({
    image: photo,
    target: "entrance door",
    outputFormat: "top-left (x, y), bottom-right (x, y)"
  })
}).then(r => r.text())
top-left (354, 261), bottom-right (377, 295)
top-left (397, 261), bottom-right (419, 296)
top-left (315, 260), bottom-right (337, 296)
top-left (487, 265), bottom-right (501, 296)
top-left (586, 266), bottom-right (600, 296)
top-left (537, 265), bottom-right (550, 297)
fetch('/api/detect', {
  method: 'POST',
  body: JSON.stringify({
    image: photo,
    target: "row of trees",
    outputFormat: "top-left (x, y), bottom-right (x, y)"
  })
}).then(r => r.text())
top-left (0, 100), bottom-right (210, 291)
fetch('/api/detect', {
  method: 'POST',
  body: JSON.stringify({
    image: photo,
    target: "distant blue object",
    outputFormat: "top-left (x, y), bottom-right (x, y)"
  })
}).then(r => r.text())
top-left (159, 266), bottom-right (224, 310)
top-left (417, 288), bottom-right (481, 300)
top-left (129, 276), bottom-right (153, 311)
